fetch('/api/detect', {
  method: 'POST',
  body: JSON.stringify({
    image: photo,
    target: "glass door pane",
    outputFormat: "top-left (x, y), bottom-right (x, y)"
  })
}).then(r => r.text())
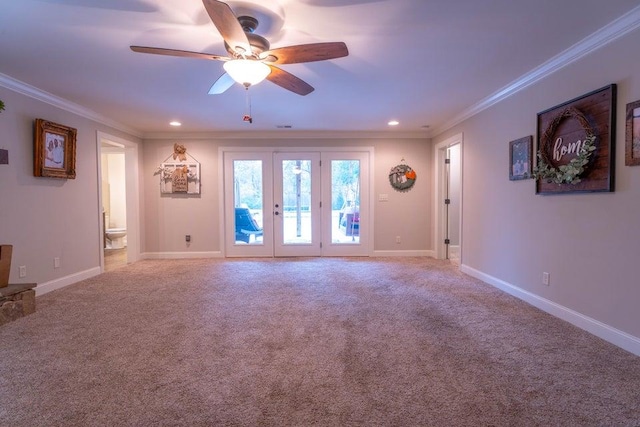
top-left (273, 152), bottom-right (321, 257)
top-left (224, 151), bottom-right (273, 257)
top-left (331, 160), bottom-right (361, 244)
top-left (282, 159), bottom-right (312, 244)
top-left (233, 160), bottom-right (264, 245)
top-left (321, 151), bottom-right (370, 257)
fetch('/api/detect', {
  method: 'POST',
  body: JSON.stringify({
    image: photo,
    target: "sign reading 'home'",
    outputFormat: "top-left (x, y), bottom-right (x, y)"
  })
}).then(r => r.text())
top-left (536, 84), bottom-right (616, 194)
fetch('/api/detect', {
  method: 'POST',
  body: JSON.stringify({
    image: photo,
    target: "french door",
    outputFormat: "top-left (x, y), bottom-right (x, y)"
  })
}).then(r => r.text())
top-left (223, 149), bottom-right (370, 257)
top-left (273, 152), bottom-right (322, 256)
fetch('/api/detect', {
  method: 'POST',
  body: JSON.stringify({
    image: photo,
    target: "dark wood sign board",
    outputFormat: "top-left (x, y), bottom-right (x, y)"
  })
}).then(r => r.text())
top-left (536, 84), bottom-right (616, 194)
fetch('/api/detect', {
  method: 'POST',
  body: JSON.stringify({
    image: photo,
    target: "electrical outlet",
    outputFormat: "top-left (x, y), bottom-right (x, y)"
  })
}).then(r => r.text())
top-left (396, 236), bottom-right (401, 244)
top-left (542, 272), bottom-right (550, 286)
top-left (54, 257), bottom-right (60, 268)
top-left (19, 265), bottom-right (26, 278)
top-left (185, 235), bottom-right (191, 243)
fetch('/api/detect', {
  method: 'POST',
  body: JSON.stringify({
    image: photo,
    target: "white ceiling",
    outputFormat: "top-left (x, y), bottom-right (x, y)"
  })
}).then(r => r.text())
top-left (1, 0), bottom-right (640, 137)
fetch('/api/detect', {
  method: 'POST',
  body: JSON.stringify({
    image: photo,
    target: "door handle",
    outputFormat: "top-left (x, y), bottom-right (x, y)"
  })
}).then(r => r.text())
top-left (274, 211), bottom-right (280, 216)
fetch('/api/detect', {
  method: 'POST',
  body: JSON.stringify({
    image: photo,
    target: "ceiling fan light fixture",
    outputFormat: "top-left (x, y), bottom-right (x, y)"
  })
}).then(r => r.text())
top-left (223, 59), bottom-right (271, 86)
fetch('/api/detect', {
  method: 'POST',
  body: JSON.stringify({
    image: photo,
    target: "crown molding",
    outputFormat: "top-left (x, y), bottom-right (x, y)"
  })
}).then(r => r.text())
top-left (0, 72), bottom-right (142, 138)
top-left (432, 4), bottom-right (640, 137)
top-left (140, 130), bottom-right (430, 140)
top-left (0, 72), bottom-right (428, 140)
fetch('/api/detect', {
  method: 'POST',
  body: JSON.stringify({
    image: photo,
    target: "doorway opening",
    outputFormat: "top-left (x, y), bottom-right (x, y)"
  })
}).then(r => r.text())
top-left (97, 132), bottom-right (140, 271)
top-left (435, 134), bottom-right (463, 263)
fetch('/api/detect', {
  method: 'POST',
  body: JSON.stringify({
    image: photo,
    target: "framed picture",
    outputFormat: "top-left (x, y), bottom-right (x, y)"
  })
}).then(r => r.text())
top-left (535, 84), bottom-right (616, 195)
top-left (34, 119), bottom-right (77, 179)
top-left (625, 99), bottom-right (640, 166)
top-left (158, 162), bottom-right (201, 194)
top-left (509, 135), bottom-right (532, 180)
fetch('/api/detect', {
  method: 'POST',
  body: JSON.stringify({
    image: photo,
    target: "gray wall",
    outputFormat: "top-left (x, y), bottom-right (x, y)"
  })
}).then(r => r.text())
top-left (433, 28), bottom-right (640, 344)
top-left (0, 86), bottom-right (142, 288)
top-left (141, 137), bottom-right (432, 255)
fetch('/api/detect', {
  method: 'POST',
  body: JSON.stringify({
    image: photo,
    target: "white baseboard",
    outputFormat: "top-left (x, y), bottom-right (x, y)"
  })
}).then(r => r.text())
top-left (35, 267), bottom-right (102, 297)
top-left (372, 250), bottom-right (434, 257)
top-left (140, 251), bottom-right (223, 260)
top-left (461, 264), bottom-right (640, 357)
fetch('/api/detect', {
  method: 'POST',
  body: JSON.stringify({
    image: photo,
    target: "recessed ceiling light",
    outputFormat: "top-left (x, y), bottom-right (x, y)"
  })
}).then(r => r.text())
top-left (169, 121), bottom-right (182, 127)
top-left (388, 120), bottom-right (400, 126)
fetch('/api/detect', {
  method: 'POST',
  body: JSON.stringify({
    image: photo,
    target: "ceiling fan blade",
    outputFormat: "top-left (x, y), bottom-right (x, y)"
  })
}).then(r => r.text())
top-left (261, 42), bottom-right (348, 64)
top-left (208, 73), bottom-right (235, 94)
top-left (202, 0), bottom-right (252, 55)
top-left (266, 66), bottom-right (314, 96)
top-left (130, 46), bottom-right (227, 61)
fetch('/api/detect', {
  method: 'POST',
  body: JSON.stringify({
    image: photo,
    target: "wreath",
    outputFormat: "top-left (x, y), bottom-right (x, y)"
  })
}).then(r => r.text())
top-left (389, 163), bottom-right (417, 191)
top-left (532, 107), bottom-right (596, 185)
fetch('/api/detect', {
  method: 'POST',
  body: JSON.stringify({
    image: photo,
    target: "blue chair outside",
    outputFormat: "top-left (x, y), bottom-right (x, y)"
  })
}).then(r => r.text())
top-left (235, 208), bottom-right (263, 243)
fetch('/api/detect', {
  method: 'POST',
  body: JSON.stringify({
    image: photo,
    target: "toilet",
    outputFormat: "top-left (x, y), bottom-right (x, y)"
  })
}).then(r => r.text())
top-left (106, 228), bottom-right (127, 249)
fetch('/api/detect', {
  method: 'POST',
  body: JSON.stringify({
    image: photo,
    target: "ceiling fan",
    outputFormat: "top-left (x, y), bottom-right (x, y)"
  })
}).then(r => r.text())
top-left (130, 0), bottom-right (349, 96)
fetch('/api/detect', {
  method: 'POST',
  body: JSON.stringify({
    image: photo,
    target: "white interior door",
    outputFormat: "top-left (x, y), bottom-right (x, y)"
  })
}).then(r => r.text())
top-left (446, 144), bottom-right (461, 263)
top-left (434, 133), bottom-right (463, 261)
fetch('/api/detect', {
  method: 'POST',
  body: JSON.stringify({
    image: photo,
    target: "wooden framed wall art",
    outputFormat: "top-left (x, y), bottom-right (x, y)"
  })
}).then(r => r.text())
top-left (158, 162), bottom-right (200, 194)
top-left (625, 99), bottom-right (640, 166)
top-left (534, 84), bottom-right (616, 194)
top-left (34, 118), bottom-right (77, 179)
top-left (155, 144), bottom-right (201, 195)
top-left (509, 135), bottom-right (532, 180)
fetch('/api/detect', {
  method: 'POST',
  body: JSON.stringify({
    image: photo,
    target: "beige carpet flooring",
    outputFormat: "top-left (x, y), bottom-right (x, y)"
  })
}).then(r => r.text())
top-left (1, 257), bottom-right (639, 426)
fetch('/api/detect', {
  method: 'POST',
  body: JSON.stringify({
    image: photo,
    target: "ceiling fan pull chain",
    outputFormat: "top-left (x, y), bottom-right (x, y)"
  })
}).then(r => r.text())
top-left (243, 86), bottom-right (253, 124)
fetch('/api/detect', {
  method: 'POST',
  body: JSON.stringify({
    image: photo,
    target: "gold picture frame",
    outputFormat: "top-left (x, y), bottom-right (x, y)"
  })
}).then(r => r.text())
top-left (34, 119), bottom-right (77, 179)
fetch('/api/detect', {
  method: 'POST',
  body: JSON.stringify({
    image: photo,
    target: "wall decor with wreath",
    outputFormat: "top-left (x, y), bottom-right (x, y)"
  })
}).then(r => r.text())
top-left (533, 84), bottom-right (616, 195)
top-left (388, 159), bottom-right (417, 192)
top-left (154, 143), bottom-right (201, 195)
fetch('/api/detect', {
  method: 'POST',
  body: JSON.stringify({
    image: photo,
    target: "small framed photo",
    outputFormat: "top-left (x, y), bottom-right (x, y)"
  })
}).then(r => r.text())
top-left (509, 135), bottom-right (532, 180)
top-left (34, 119), bottom-right (77, 179)
top-left (625, 99), bottom-right (640, 166)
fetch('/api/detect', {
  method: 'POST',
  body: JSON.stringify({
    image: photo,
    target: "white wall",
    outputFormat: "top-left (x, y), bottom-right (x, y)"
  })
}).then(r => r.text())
top-left (105, 152), bottom-right (126, 229)
top-left (0, 87), bottom-right (141, 290)
top-left (433, 28), bottom-right (640, 349)
top-left (141, 137), bottom-right (432, 256)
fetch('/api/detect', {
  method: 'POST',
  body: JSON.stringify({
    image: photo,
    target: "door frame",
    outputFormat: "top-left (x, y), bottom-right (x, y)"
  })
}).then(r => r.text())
top-left (219, 146), bottom-right (375, 257)
top-left (434, 133), bottom-right (463, 261)
top-left (96, 131), bottom-right (141, 271)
